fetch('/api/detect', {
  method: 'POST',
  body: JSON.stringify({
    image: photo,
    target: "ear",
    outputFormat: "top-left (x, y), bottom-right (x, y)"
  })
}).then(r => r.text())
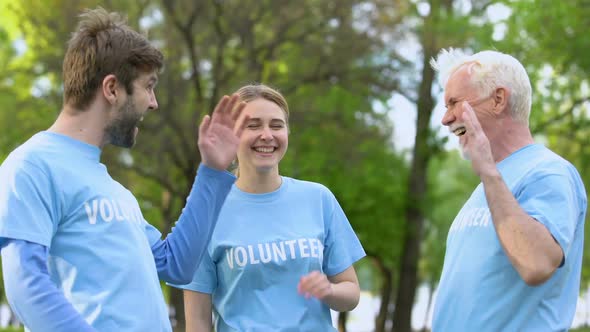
top-left (102, 74), bottom-right (120, 106)
top-left (492, 87), bottom-right (510, 115)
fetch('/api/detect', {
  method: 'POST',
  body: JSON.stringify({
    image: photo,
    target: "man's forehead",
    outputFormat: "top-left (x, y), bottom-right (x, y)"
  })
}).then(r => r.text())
top-left (137, 69), bottom-right (158, 79)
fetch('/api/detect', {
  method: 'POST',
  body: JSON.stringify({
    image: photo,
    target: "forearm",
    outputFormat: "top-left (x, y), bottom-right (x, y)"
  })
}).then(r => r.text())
top-left (482, 171), bottom-right (562, 284)
top-left (1, 239), bottom-right (95, 332)
top-left (324, 280), bottom-right (360, 312)
top-left (154, 164), bottom-right (235, 284)
top-left (184, 290), bottom-right (212, 332)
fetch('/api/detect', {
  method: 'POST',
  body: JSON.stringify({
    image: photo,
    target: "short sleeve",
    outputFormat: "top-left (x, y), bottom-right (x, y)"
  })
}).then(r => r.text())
top-left (322, 190), bottom-right (366, 276)
top-left (517, 172), bottom-right (583, 260)
top-left (0, 159), bottom-right (57, 247)
top-left (168, 251), bottom-right (217, 294)
top-left (143, 221), bottom-right (163, 247)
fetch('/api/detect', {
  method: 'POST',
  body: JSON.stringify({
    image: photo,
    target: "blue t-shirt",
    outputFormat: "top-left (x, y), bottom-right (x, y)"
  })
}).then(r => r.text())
top-left (0, 132), bottom-right (170, 331)
top-left (172, 177), bottom-right (365, 332)
top-left (432, 144), bottom-right (587, 331)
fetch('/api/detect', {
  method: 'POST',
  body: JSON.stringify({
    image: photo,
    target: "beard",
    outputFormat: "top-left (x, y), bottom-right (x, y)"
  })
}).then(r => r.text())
top-left (105, 98), bottom-right (142, 148)
top-left (459, 141), bottom-right (471, 161)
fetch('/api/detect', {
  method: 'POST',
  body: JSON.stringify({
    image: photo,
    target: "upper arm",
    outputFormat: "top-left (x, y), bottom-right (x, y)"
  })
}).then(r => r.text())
top-left (0, 160), bottom-right (57, 247)
top-left (322, 190), bottom-right (366, 276)
top-left (327, 265), bottom-right (359, 285)
top-left (184, 290), bottom-right (212, 332)
top-left (518, 171), bottom-right (585, 263)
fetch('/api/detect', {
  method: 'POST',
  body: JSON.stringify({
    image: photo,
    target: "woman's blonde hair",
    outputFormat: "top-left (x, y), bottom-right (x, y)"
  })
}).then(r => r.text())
top-left (236, 83), bottom-right (290, 124)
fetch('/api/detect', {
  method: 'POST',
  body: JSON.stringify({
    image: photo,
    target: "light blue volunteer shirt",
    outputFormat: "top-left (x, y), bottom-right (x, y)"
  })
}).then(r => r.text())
top-left (433, 144), bottom-right (587, 332)
top-left (0, 131), bottom-right (232, 331)
top-left (172, 177), bottom-right (366, 332)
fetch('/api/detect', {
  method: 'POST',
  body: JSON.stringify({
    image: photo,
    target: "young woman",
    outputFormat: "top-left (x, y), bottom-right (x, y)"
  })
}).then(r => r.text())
top-left (173, 84), bottom-right (365, 331)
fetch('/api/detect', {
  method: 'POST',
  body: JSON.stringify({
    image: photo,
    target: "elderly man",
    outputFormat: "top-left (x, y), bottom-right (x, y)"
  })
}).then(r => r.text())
top-left (430, 49), bottom-right (587, 331)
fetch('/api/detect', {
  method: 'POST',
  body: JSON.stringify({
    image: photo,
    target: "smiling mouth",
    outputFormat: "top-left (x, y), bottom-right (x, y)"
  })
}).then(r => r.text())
top-left (253, 147), bottom-right (275, 153)
top-left (452, 126), bottom-right (466, 137)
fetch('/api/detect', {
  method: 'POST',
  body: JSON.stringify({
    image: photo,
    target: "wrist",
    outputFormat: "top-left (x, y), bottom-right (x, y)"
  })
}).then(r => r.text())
top-left (480, 167), bottom-right (502, 183)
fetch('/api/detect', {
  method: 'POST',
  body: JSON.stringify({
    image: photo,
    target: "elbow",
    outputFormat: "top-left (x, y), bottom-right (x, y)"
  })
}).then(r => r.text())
top-left (334, 285), bottom-right (361, 312)
top-left (519, 264), bottom-right (558, 286)
top-left (350, 287), bottom-right (361, 310)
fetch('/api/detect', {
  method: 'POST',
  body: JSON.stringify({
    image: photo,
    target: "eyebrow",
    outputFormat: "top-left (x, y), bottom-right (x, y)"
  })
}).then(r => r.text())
top-left (247, 118), bottom-right (286, 123)
top-left (445, 97), bottom-right (457, 107)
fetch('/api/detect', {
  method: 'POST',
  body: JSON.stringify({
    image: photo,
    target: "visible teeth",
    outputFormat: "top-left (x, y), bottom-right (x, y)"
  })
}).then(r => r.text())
top-left (453, 127), bottom-right (466, 136)
top-left (254, 147), bottom-right (274, 153)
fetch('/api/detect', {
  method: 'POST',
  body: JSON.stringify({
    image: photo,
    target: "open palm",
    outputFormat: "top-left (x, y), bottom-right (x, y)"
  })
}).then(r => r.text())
top-left (198, 94), bottom-right (248, 171)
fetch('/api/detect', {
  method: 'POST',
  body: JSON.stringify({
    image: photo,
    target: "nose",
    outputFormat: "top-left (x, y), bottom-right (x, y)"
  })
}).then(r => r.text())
top-left (148, 91), bottom-right (158, 111)
top-left (441, 107), bottom-right (455, 127)
top-left (260, 126), bottom-right (273, 140)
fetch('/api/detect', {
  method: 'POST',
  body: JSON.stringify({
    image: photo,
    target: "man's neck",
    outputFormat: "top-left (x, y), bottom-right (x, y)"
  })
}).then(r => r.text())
top-left (489, 120), bottom-right (534, 163)
top-left (48, 104), bottom-right (108, 148)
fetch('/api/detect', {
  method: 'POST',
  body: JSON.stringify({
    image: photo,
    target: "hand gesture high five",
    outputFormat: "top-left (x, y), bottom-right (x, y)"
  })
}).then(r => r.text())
top-left (198, 94), bottom-right (248, 171)
top-left (460, 101), bottom-right (497, 178)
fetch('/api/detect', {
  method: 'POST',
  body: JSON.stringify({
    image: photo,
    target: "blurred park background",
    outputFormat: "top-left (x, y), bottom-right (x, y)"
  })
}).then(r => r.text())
top-left (0, 0), bottom-right (590, 331)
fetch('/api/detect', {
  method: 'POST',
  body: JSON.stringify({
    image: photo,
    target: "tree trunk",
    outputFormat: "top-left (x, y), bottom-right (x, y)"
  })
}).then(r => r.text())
top-left (338, 311), bottom-right (348, 332)
top-left (374, 257), bottom-right (393, 332)
top-left (421, 284), bottom-right (434, 332)
top-left (391, 1), bottom-right (439, 330)
top-left (170, 287), bottom-right (185, 332)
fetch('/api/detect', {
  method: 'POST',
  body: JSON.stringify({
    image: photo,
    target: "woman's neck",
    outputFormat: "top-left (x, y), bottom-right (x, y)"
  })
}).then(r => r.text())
top-left (235, 170), bottom-right (282, 193)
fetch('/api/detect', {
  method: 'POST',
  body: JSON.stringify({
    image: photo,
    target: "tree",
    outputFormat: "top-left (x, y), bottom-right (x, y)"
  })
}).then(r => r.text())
top-left (380, 1), bottom-right (495, 330)
top-left (500, 0), bottom-right (590, 286)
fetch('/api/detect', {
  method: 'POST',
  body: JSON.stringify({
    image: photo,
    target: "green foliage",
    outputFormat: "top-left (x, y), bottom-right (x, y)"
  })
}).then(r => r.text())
top-left (0, 327), bottom-right (23, 332)
top-left (499, 0), bottom-right (590, 286)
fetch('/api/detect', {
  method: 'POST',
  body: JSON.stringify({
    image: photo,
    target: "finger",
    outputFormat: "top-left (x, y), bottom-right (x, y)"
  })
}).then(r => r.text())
top-left (223, 94), bottom-right (240, 117)
top-left (301, 275), bottom-right (324, 295)
top-left (298, 274), bottom-right (316, 293)
top-left (461, 101), bottom-right (482, 136)
top-left (307, 277), bottom-right (328, 295)
top-left (199, 114), bottom-right (211, 139)
top-left (233, 114), bottom-right (250, 138)
top-left (211, 95), bottom-right (230, 121)
top-left (231, 101), bottom-right (247, 122)
top-left (298, 275), bottom-right (310, 293)
top-left (313, 285), bottom-right (332, 299)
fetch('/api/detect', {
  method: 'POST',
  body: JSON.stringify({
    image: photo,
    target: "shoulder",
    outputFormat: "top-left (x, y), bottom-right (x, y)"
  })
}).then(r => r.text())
top-left (526, 146), bottom-right (581, 179)
top-left (522, 145), bottom-right (586, 197)
top-left (1, 134), bottom-right (51, 177)
top-left (283, 177), bottom-right (333, 196)
top-left (282, 177), bottom-right (341, 209)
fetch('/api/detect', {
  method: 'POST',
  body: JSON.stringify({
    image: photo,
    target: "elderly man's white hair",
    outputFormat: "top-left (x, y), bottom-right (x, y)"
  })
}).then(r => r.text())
top-left (430, 48), bottom-right (533, 125)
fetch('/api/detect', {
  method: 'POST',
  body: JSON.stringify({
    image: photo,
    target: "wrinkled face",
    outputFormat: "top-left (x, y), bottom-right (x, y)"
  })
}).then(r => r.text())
top-left (106, 71), bottom-right (158, 148)
top-left (237, 98), bottom-right (288, 175)
top-left (442, 66), bottom-right (494, 159)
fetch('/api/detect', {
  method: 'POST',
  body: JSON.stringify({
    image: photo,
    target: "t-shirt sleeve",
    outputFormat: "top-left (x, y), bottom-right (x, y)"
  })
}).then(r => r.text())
top-left (143, 221), bottom-right (163, 247)
top-left (517, 171), bottom-right (583, 262)
top-left (0, 159), bottom-right (57, 247)
top-left (322, 189), bottom-right (366, 277)
top-left (167, 250), bottom-right (217, 294)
